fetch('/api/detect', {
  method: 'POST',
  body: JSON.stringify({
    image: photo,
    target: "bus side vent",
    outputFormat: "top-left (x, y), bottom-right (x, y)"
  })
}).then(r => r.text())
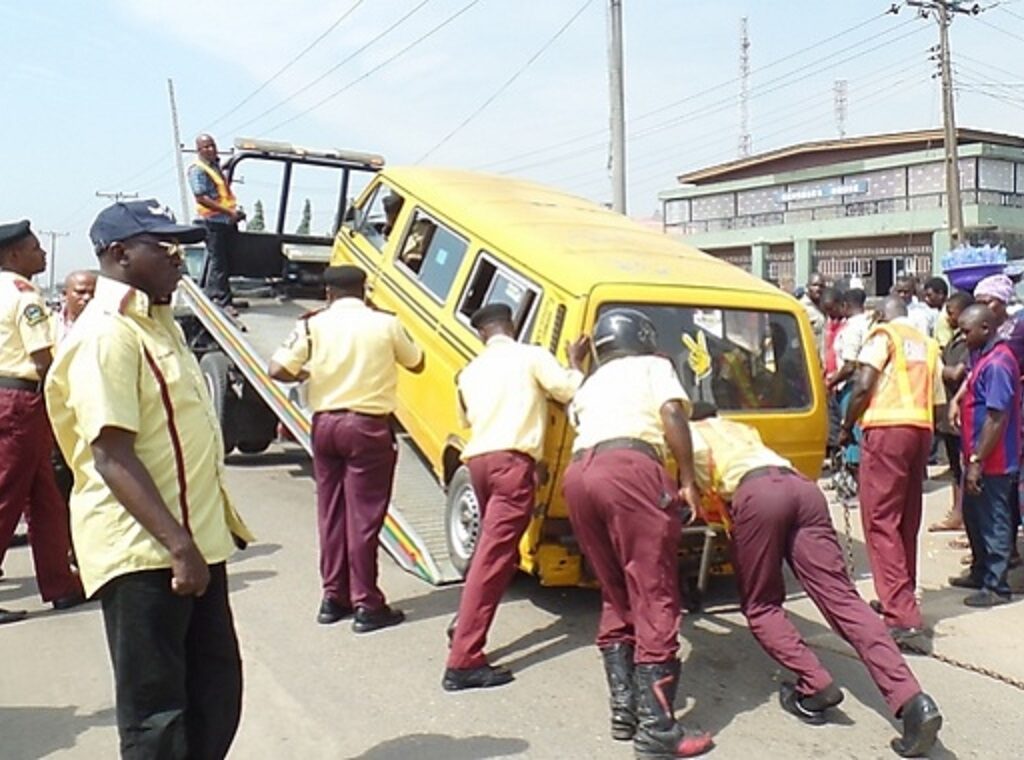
top-left (549, 304), bottom-right (566, 354)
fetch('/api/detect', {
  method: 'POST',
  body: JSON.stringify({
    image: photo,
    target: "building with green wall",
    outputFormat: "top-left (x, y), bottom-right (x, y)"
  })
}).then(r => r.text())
top-left (659, 128), bottom-right (1024, 294)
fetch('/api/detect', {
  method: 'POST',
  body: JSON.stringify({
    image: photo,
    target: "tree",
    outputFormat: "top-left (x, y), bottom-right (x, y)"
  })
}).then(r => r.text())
top-left (296, 198), bottom-right (311, 235)
top-left (249, 200), bottom-right (266, 232)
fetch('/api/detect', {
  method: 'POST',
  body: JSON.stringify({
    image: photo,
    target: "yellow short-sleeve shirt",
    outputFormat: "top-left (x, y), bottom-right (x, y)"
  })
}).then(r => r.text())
top-left (0, 271), bottom-right (54, 380)
top-left (45, 276), bottom-right (252, 596)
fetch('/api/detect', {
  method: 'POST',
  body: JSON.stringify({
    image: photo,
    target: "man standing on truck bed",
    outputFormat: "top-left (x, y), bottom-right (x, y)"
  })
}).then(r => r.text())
top-left (562, 308), bottom-right (713, 758)
top-left (442, 303), bottom-right (587, 691)
top-left (188, 133), bottom-right (244, 316)
top-left (269, 265), bottom-right (423, 633)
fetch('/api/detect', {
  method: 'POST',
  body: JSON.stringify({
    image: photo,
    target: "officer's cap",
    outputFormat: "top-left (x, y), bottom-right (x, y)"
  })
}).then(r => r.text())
top-left (90, 200), bottom-right (206, 252)
top-left (470, 303), bottom-right (513, 329)
top-left (0, 219), bottom-right (32, 250)
top-left (323, 265), bottom-right (367, 290)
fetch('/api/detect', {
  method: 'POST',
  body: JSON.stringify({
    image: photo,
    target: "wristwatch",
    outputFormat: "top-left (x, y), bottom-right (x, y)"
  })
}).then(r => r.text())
top-left (968, 453), bottom-right (981, 465)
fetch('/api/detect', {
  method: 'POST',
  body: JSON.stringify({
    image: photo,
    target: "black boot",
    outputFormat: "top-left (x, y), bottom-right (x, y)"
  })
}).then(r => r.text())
top-left (633, 661), bottom-right (714, 759)
top-left (891, 692), bottom-right (942, 757)
top-left (600, 642), bottom-right (637, 741)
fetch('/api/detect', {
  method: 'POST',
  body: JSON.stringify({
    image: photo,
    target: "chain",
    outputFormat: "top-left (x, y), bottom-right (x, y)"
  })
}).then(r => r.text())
top-left (841, 495), bottom-right (856, 579)
top-left (900, 642), bottom-right (1024, 691)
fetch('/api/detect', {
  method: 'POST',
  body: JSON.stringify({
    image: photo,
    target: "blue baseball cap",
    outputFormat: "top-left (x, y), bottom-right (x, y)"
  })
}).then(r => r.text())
top-left (89, 199), bottom-right (206, 251)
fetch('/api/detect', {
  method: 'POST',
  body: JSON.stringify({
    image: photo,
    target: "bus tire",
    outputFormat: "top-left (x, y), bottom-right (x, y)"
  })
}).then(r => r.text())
top-left (199, 351), bottom-right (237, 455)
top-left (236, 439), bottom-right (272, 454)
top-left (445, 465), bottom-right (481, 578)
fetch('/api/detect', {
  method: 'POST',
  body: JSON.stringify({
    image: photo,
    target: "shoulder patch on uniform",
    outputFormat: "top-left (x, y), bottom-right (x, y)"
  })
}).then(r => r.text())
top-left (13, 279), bottom-right (35, 293)
top-left (23, 303), bottom-right (47, 326)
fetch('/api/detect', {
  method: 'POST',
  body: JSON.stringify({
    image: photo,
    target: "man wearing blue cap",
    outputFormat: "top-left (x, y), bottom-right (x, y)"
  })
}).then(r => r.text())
top-left (0, 219), bottom-right (84, 623)
top-left (45, 199), bottom-right (253, 759)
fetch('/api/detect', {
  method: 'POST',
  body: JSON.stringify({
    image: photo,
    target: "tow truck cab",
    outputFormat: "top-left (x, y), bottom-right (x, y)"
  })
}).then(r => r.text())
top-left (177, 137), bottom-right (384, 454)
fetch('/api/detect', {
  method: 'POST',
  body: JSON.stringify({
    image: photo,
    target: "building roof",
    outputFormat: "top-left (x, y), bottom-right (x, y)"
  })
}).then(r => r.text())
top-left (676, 128), bottom-right (1024, 186)
top-left (382, 166), bottom-right (784, 298)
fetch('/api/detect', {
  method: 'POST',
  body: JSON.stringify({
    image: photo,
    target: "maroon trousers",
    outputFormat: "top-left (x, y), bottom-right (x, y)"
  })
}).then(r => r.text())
top-left (0, 388), bottom-right (79, 601)
top-left (311, 410), bottom-right (397, 611)
top-left (731, 467), bottom-right (921, 715)
top-left (563, 449), bottom-right (682, 663)
top-left (447, 451), bottom-right (535, 669)
top-left (859, 426), bottom-right (930, 630)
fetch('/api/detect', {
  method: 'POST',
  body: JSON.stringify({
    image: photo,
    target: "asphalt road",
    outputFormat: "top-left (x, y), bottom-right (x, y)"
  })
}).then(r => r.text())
top-left (2, 445), bottom-right (1024, 759)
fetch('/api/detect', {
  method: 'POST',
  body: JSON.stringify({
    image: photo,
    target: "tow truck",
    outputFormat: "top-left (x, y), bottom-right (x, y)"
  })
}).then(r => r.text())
top-left (175, 138), bottom-right (461, 585)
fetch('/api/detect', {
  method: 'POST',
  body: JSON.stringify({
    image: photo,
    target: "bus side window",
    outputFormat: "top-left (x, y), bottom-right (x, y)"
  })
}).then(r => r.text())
top-left (353, 184), bottom-right (406, 251)
top-left (457, 252), bottom-right (539, 339)
top-left (395, 209), bottom-right (468, 302)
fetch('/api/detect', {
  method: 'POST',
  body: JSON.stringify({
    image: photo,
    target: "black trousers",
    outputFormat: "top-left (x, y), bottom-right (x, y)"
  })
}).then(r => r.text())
top-left (201, 221), bottom-right (234, 306)
top-left (99, 563), bottom-right (242, 760)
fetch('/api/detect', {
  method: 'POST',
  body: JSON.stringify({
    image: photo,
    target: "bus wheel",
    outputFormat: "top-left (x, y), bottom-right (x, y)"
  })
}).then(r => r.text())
top-left (236, 439), bottom-right (272, 454)
top-left (445, 466), bottom-right (481, 578)
top-left (199, 351), bottom-right (237, 455)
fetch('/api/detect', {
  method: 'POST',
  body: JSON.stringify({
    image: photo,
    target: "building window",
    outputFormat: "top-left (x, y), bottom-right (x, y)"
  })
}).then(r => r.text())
top-left (979, 158), bottom-right (1015, 192)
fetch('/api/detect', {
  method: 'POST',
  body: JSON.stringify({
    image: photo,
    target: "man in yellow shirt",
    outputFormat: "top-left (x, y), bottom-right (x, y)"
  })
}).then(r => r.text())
top-left (563, 308), bottom-right (712, 758)
top-left (0, 219), bottom-right (83, 625)
top-left (46, 199), bottom-right (252, 759)
top-left (690, 405), bottom-right (941, 758)
top-left (443, 303), bottom-right (586, 691)
top-left (270, 265), bottom-right (423, 633)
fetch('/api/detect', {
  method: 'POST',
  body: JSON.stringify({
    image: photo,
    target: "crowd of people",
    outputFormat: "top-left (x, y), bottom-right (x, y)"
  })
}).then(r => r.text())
top-left (4, 185), bottom-right (1017, 759)
top-left (799, 268), bottom-right (1023, 614)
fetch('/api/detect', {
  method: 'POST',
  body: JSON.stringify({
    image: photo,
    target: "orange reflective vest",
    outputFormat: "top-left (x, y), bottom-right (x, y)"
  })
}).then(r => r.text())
top-left (192, 160), bottom-right (237, 218)
top-left (860, 322), bottom-right (938, 430)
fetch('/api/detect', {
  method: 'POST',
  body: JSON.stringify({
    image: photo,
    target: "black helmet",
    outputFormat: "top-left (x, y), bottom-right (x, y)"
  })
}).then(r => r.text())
top-left (592, 308), bottom-right (658, 364)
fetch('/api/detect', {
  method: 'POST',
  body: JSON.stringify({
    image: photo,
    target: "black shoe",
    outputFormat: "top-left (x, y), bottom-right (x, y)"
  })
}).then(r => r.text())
top-left (888, 627), bottom-right (927, 654)
top-left (316, 598), bottom-right (353, 625)
top-left (0, 608), bottom-right (28, 625)
top-left (948, 574), bottom-right (982, 590)
top-left (892, 692), bottom-right (942, 757)
top-left (868, 599), bottom-right (884, 615)
top-left (600, 642), bottom-right (637, 740)
top-left (442, 664), bottom-right (514, 692)
top-left (779, 682), bottom-right (842, 725)
top-left (9, 532), bottom-right (28, 548)
top-left (352, 605), bottom-right (404, 633)
top-left (963, 589), bottom-right (1011, 608)
top-left (52, 592), bottom-right (87, 611)
top-left (634, 660), bottom-right (714, 758)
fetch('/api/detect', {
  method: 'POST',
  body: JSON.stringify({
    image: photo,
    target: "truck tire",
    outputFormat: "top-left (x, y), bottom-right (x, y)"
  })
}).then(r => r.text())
top-left (445, 465), bottom-right (481, 577)
top-left (199, 351), bottom-right (237, 454)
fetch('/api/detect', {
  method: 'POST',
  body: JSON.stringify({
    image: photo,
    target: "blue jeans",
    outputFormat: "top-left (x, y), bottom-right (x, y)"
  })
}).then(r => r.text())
top-left (963, 473), bottom-right (1014, 596)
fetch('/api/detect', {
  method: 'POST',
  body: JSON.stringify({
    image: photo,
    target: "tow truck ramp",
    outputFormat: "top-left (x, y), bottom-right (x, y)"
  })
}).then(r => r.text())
top-left (177, 276), bottom-right (460, 586)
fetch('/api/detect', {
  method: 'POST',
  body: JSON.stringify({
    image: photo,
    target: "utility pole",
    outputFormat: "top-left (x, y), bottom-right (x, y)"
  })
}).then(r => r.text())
top-left (833, 79), bottom-right (848, 140)
top-left (738, 16), bottom-right (752, 157)
top-left (903, 0), bottom-right (984, 246)
top-left (607, 0), bottom-right (626, 214)
top-left (37, 230), bottom-right (69, 293)
top-left (168, 78), bottom-right (191, 222)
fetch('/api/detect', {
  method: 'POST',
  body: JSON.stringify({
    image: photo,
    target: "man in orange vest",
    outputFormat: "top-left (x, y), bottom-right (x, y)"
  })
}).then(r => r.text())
top-left (188, 133), bottom-right (245, 315)
top-left (840, 296), bottom-right (945, 646)
top-left (690, 404), bottom-right (942, 757)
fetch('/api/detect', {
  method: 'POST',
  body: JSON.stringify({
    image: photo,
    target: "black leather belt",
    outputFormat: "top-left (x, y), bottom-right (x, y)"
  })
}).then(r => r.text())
top-left (737, 465), bottom-right (796, 489)
top-left (0, 376), bottom-right (41, 393)
top-left (573, 437), bottom-right (662, 464)
top-left (322, 408), bottom-right (389, 420)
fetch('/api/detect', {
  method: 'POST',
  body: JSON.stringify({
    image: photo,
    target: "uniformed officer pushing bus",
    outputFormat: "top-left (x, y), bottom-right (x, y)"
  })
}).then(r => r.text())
top-left (563, 308), bottom-right (713, 759)
top-left (690, 405), bottom-right (942, 758)
top-left (0, 219), bottom-right (83, 623)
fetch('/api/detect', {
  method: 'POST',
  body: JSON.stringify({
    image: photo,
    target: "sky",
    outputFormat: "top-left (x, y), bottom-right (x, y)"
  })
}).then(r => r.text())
top-left (2, 0), bottom-right (1024, 284)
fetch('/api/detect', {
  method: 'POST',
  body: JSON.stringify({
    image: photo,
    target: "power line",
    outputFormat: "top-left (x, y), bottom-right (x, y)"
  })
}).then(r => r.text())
top-left (202, 0), bottom-right (366, 133)
top-left (261, 0), bottom-right (485, 136)
top-left (496, 24), bottom-right (929, 176)
top-left (416, 0), bottom-right (594, 164)
top-left (228, 0), bottom-right (436, 135)
top-left (474, 8), bottom-right (911, 172)
top-left (976, 14), bottom-right (1024, 40)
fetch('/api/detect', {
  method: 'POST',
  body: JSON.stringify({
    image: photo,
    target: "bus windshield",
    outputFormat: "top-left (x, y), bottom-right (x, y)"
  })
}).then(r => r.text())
top-left (598, 303), bottom-right (812, 412)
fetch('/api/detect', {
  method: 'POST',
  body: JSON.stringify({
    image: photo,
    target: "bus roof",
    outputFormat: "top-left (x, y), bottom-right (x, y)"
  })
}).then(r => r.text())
top-left (382, 166), bottom-right (785, 299)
